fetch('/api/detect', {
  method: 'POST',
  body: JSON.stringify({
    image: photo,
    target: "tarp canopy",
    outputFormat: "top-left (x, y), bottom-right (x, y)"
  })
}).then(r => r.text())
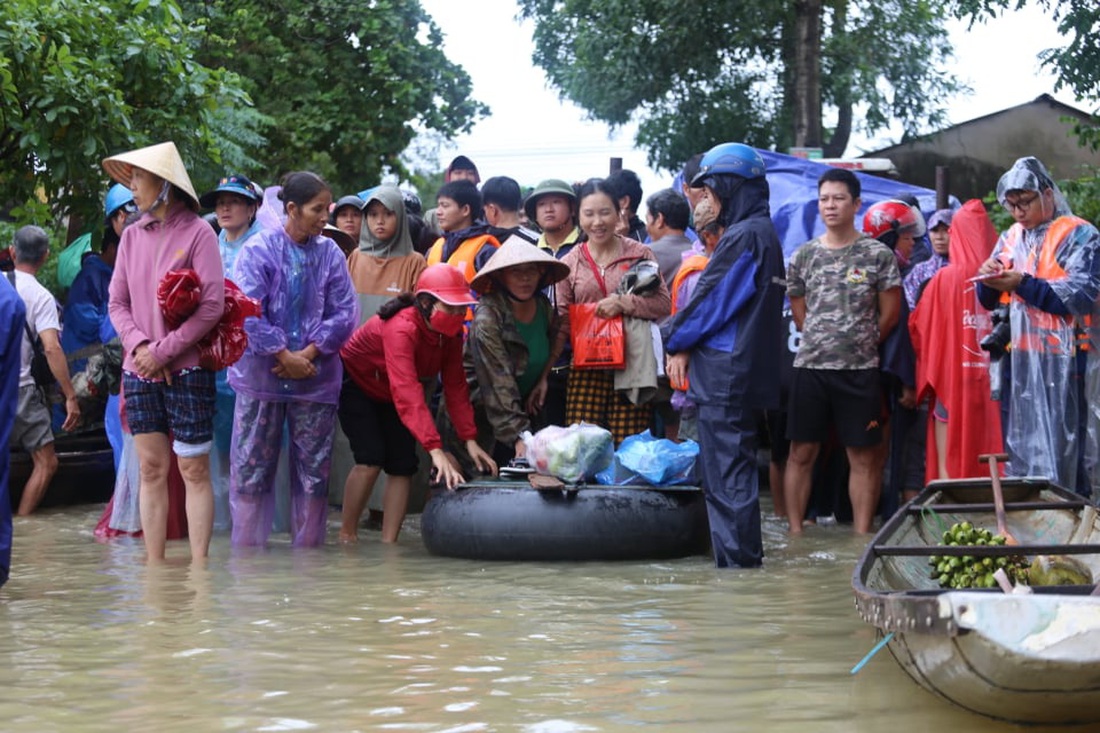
top-left (671, 148), bottom-right (958, 257)
top-left (758, 149), bottom-right (957, 258)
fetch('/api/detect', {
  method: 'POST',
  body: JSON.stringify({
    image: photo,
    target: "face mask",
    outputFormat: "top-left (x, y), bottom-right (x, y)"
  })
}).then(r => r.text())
top-left (430, 309), bottom-right (465, 337)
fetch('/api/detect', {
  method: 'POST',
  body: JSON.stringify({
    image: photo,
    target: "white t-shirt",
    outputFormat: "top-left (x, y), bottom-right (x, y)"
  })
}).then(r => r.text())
top-left (8, 270), bottom-right (60, 388)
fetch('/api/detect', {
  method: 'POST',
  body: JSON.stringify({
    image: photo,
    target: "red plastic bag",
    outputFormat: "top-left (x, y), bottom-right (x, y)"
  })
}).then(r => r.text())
top-left (198, 279), bottom-right (261, 371)
top-left (157, 269), bottom-right (202, 328)
top-left (569, 303), bottom-right (625, 370)
top-left (158, 271), bottom-right (261, 371)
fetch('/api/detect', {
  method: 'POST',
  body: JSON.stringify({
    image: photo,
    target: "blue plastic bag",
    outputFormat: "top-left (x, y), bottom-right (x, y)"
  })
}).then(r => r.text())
top-left (596, 431), bottom-right (699, 486)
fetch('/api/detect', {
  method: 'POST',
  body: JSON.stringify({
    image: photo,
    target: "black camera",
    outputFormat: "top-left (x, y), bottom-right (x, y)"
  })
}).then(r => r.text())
top-left (980, 304), bottom-right (1012, 361)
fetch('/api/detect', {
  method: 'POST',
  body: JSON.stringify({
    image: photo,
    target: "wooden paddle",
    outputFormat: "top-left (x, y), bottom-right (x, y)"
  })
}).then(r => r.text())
top-left (980, 452), bottom-right (1018, 545)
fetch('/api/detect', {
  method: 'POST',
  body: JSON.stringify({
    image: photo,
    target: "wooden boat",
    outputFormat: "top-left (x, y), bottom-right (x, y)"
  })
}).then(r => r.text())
top-left (853, 477), bottom-right (1100, 725)
top-left (421, 479), bottom-right (709, 561)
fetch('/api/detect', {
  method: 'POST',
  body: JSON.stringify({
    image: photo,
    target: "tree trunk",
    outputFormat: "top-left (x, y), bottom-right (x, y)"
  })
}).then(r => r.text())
top-left (792, 0), bottom-right (823, 148)
top-left (824, 0), bottom-right (852, 157)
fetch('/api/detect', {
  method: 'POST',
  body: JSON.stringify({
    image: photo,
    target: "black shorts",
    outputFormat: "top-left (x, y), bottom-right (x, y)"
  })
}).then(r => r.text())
top-left (337, 379), bottom-right (418, 476)
top-left (785, 368), bottom-right (883, 448)
top-left (763, 408), bottom-right (789, 463)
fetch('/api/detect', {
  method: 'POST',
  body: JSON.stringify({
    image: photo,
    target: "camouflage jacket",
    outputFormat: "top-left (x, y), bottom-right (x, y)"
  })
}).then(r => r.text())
top-left (464, 291), bottom-right (559, 447)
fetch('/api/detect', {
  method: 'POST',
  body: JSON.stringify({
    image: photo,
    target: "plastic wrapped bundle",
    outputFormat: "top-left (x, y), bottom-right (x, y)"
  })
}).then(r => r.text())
top-left (198, 280), bottom-right (262, 371)
top-left (597, 431), bottom-right (699, 486)
top-left (157, 269), bottom-right (202, 329)
top-left (521, 423), bottom-right (614, 483)
top-left (158, 270), bottom-right (261, 371)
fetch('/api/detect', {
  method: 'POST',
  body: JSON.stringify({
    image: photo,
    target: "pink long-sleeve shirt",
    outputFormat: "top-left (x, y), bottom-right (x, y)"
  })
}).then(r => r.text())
top-left (108, 205), bottom-right (224, 373)
top-left (554, 237), bottom-right (671, 354)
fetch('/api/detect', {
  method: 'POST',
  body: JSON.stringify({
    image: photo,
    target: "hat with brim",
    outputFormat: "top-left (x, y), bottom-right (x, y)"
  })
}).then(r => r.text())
top-left (199, 174), bottom-right (261, 209)
top-left (102, 141), bottom-right (200, 208)
top-left (332, 194), bottom-right (366, 214)
top-left (323, 224), bottom-right (356, 255)
top-left (523, 179), bottom-right (576, 221)
top-left (470, 235), bottom-right (571, 294)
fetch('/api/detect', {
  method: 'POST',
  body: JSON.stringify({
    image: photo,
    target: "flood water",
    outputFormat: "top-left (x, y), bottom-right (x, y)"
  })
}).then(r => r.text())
top-left (0, 495), bottom-right (1067, 732)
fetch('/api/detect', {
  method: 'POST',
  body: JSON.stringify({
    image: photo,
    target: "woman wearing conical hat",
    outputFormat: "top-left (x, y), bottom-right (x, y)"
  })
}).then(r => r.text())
top-left (105, 141), bottom-right (225, 563)
top-left (465, 236), bottom-right (569, 466)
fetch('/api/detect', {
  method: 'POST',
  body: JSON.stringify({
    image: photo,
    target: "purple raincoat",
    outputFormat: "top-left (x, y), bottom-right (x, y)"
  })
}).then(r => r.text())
top-left (228, 228), bottom-right (359, 404)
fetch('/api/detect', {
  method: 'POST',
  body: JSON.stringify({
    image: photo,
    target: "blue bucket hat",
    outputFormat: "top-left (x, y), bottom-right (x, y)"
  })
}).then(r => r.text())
top-left (199, 174), bottom-right (261, 209)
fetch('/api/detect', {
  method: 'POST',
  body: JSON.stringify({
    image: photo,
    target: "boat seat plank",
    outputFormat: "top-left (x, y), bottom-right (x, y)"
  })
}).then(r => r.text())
top-left (908, 500), bottom-right (1089, 513)
top-left (886, 584), bottom-right (1098, 597)
top-left (872, 543), bottom-right (1100, 557)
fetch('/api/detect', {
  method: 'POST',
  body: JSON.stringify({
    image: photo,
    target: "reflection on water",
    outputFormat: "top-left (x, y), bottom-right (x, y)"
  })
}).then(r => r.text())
top-left (0, 500), bottom-right (1067, 732)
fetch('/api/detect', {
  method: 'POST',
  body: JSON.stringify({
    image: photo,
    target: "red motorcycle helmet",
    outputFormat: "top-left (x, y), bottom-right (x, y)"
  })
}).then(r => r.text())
top-left (862, 200), bottom-right (926, 242)
top-left (415, 263), bottom-right (477, 306)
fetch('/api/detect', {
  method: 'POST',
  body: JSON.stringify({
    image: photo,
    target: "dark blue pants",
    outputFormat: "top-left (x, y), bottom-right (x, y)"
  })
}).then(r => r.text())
top-left (697, 403), bottom-right (762, 568)
top-left (0, 282), bottom-right (25, 587)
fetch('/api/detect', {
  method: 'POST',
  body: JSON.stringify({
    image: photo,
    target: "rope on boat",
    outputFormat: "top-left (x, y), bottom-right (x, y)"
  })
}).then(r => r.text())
top-left (919, 504), bottom-right (947, 538)
top-left (850, 632), bottom-right (894, 675)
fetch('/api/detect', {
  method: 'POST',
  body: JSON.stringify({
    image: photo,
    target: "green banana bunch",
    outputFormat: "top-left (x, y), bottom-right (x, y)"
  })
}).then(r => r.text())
top-left (928, 521), bottom-right (1029, 589)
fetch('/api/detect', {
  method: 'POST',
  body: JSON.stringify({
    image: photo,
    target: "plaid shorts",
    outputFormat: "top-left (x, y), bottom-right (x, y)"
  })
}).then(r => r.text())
top-left (123, 368), bottom-right (216, 445)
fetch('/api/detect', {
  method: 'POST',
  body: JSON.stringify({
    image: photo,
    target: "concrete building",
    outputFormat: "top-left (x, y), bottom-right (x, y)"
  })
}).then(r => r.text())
top-left (863, 94), bottom-right (1100, 201)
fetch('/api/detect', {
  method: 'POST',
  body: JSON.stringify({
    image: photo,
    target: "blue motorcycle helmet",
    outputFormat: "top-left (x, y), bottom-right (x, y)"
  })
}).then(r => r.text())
top-left (690, 143), bottom-right (766, 187)
top-left (104, 183), bottom-right (136, 221)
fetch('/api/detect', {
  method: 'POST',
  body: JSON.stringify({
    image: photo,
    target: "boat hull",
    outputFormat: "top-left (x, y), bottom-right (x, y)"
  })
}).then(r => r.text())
top-left (887, 591), bottom-right (1100, 725)
top-left (421, 481), bottom-right (709, 561)
top-left (853, 477), bottom-right (1100, 725)
top-left (9, 429), bottom-right (114, 509)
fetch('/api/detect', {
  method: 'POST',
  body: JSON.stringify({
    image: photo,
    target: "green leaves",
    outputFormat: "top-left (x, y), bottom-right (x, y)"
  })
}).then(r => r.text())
top-left (3, 0), bottom-right (486, 245)
top-left (181, 0), bottom-right (486, 195)
top-left (520, 0), bottom-right (966, 171)
top-left (1, 0), bottom-right (257, 237)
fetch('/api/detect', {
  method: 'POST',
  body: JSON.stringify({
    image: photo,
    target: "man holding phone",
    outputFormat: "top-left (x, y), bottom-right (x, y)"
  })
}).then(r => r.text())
top-left (976, 156), bottom-right (1100, 499)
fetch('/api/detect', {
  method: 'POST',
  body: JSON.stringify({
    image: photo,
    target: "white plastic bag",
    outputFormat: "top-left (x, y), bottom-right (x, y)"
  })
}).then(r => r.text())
top-left (520, 423), bottom-right (614, 483)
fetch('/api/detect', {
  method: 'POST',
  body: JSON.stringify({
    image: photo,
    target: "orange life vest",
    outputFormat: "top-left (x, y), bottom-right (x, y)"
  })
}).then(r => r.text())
top-left (426, 234), bottom-right (499, 284)
top-left (666, 254), bottom-right (709, 392)
top-left (426, 233), bottom-right (500, 332)
top-left (670, 254), bottom-right (709, 315)
top-left (998, 216), bottom-right (1091, 354)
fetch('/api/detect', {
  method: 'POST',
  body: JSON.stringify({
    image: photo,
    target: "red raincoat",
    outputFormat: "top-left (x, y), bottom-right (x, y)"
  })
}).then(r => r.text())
top-left (909, 199), bottom-right (1004, 482)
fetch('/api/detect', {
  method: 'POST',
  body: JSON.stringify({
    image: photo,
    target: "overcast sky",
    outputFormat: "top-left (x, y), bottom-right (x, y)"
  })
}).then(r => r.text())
top-left (416, 0), bottom-right (1083, 202)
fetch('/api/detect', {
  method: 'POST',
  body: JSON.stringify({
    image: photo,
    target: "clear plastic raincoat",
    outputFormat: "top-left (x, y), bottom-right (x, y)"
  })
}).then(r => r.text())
top-left (979, 157), bottom-right (1100, 496)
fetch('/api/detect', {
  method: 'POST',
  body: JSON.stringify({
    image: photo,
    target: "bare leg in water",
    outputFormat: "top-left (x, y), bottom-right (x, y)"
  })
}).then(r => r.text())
top-left (340, 464), bottom-right (381, 543)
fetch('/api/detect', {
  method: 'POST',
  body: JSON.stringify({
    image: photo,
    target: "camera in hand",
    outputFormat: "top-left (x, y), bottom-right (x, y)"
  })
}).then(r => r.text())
top-left (979, 304), bottom-right (1012, 361)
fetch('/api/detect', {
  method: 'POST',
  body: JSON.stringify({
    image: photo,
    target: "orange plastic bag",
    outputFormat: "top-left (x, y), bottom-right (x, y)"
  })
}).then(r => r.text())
top-left (569, 303), bottom-right (625, 370)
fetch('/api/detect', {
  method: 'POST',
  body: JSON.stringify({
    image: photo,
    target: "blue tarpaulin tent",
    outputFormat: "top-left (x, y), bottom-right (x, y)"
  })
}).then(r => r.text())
top-left (757, 149), bottom-right (954, 258)
top-left (669, 148), bottom-right (957, 255)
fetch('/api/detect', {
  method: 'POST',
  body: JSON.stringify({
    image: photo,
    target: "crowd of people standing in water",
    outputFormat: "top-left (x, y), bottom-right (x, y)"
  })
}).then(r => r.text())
top-left (2, 137), bottom-right (1099, 584)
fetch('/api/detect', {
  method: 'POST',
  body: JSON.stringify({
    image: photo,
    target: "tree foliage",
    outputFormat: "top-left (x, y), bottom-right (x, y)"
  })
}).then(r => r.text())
top-left (186, 0), bottom-right (488, 196)
top-left (952, 1), bottom-right (1100, 101)
top-left (1, 0), bottom-right (485, 240)
top-left (517, 0), bottom-right (963, 172)
top-left (0, 0), bottom-right (252, 233)
top-left (951, 1), bottom-right (1100, 152)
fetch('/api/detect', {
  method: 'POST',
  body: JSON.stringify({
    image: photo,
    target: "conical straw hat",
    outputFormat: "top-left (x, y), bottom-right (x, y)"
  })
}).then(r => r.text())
top-left (470, 235), bottom-right (571, 294)
top-left (102, 141), bottom-right (199, 207)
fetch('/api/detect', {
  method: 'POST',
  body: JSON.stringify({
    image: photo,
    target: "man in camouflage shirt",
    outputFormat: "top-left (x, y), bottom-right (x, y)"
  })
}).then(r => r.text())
top-left (782, 168), bottom-right (901, 535)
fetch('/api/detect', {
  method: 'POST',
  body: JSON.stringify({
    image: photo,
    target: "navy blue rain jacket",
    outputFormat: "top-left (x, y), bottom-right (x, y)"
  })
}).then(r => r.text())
top-left (0, 274), bottom-right (25, 587)
top-left (665, 178), bottom-right (785, 409)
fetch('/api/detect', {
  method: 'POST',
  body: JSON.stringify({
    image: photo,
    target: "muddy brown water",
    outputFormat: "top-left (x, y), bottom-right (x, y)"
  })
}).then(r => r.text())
top-left (0, 498), bottom-right (1066, 732)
